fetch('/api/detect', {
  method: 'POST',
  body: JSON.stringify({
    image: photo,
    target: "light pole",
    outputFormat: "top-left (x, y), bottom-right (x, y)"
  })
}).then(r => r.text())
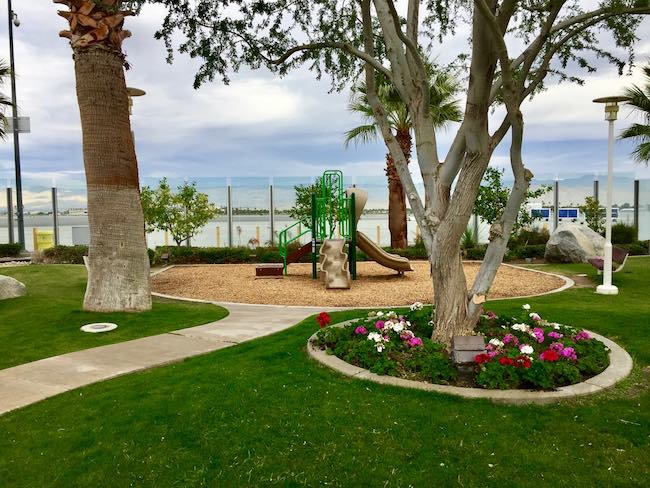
top-left (7, 0), bottom-right (24, 248)
top-left (593, 95), bottom-right (630, 296)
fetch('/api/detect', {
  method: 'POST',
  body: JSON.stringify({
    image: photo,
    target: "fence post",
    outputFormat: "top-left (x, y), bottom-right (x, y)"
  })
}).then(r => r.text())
top-left (593, 175), bottom-right (599, 204)
top-left (269, 180), bottom-right (275, 246)
top-left (52, 185), bottom-right (59, 246)
top-left (6, 187), bottom-right (14, 244)
top-left (227, 182), bottom-right (233, 247)
top-left (553, 178), bottom-right (560, 231)
top-left (634, 179), bottom-right (640, 239)
top-left (32, 227), bottom-right (38, 251)
top-left (473, 214), bottom-right (479, 243)
top-left (376, 225), bottom-right (380, 245)
top-left (216, 226), bottom-right (220, 247)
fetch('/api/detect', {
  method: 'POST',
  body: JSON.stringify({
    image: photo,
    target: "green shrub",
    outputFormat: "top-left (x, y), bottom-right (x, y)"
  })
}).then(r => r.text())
top-left (41, 245), bottom-right (88, 264)
top-left (611, 223), bottom-right (637, 244)
top-left (509, 228), bottom-right (550, 247)
top-left (0, 243), bottom-right (22, 258)
top-left (465, 246), bottom-right (487, 261)
top-left (508, 244), bottom-right (546, 260)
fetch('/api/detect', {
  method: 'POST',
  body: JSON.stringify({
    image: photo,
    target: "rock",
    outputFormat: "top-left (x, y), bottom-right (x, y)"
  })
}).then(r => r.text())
top-left (545, 223), bottom-right (605, 263)
top-left (0, 275), bottom-right (27, 300)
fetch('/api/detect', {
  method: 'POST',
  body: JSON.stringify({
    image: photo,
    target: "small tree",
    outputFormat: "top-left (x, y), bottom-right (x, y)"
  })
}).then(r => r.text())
top-left (288, 181), bottom-right (320, 228)
top-left (141, 178), bottom-right (218, 246)
top-left (473, 168), bottom-right (551, 235)
top-left (580, 196), bottom-right (604, 234)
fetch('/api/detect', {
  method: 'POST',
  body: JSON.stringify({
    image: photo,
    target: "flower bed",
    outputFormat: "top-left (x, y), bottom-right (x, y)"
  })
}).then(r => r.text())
top-left (312, 304), bottom-right (610, 390)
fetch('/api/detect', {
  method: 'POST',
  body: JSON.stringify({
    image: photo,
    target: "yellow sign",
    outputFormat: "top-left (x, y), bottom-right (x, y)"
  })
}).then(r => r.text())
top-left (33, 228), bottom-right (55, 251)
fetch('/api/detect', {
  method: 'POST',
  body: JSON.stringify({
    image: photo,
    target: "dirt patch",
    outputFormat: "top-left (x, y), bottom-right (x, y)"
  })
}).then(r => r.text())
top-left (151, 261), bottom-right (566, 307)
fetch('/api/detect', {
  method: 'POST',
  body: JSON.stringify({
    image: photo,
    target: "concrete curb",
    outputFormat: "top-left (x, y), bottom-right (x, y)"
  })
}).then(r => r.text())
top-left (307, 321), bottom-right (633, 405)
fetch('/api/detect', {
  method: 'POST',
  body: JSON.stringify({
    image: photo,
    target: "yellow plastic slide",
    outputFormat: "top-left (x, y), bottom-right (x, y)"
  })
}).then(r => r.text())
top-left (356, 230), bottom-right (413, 273)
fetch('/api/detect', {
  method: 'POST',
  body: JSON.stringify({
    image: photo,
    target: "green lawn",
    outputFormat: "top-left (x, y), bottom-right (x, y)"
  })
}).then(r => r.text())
top-left (0, 265), bottom-right (228, 369)
top-left (0, 259), bottom-right (649, 486)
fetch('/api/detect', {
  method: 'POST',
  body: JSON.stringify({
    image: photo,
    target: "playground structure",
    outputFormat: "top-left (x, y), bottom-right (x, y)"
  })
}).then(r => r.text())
top-left (277, 170), bottom-right (412, 289)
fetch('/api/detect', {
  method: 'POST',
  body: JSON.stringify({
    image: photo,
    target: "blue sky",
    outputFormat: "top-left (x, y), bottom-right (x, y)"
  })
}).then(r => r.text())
top-left (1, 1), bottom-right (649, 206)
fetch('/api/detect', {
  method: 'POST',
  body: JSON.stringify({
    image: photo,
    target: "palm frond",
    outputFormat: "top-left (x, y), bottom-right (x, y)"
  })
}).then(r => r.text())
top-left (343, 124), bottom-right (379, 148)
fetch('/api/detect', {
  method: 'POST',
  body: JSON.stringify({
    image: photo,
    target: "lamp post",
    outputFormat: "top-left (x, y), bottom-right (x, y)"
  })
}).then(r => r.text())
top-left (7, 0), bottom-right (24, 248)
top-left (593, 95), bottom-right (630, 295)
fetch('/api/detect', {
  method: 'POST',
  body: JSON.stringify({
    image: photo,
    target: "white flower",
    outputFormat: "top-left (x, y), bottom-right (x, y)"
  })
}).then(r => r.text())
top-left (511, 323), bottom-right (530, 332)
top-left (529, 312), bottom-right (541, 321)
top-left (383, 320), bottom-right (394, 331)
top-left (393, 322), bottom-right (404, 333)
top-left (522, 304), bottom-right (531, 311)
top-left (410, 301), bottom-right (424, 311)
top-left (489, 338), bottom-right (504, 348)
top-left (550, 323), bottom-right (561, 330)
top-left (519, 344), bottom-right (534, 355)
top-left (368, 332), bottom-right (382, 342)
top-left (376, 311), bottom-right (384, 317)
top-left (376, 344), bottom-right (385, 352)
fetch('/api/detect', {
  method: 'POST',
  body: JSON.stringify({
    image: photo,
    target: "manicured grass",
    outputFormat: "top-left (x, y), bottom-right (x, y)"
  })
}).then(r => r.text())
top-left (0, 259), bottom-right (649, 486)
top-left (0, 265), bottom-right (228, 369)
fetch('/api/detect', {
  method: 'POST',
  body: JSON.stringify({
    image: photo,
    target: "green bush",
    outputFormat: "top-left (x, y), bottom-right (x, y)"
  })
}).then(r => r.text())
top-left (41, 245), bottom-right (88, 264)
top-left (508, 244), bottom-right (546, 260)
top-left (465, 246), bottom-right (487, 261)
top-left (611, 223), bottom-right (638, 244)
top-left (509, 228), bottom-right (550, 247)
top-left (0, 243), bottom-right (22, 258)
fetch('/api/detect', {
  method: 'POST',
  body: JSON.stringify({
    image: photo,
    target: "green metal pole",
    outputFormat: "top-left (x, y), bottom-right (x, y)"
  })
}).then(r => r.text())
top-left (311, 192), bottom-right (317, 279)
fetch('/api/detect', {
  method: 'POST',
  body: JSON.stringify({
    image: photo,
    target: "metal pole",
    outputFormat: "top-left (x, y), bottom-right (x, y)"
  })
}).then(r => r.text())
top-left (227, 185), bottom-right (233, 247)
top-left (7, 0), bottom-right (24, 248)
top-left (269, 183), bottom-right (275, 246)
top-left (593, 177), bottom-right (599, 204)
top-left (597, 118), bottom-right (617, 294)
top-left (553, 179), bottom-right (559, 231)
top-left (6, 188), bottom-right (14, 244)
top-left (473, 214), bottom-right (479, 244)
top-left (634, 179), bottom-right (639, 239)
top-left (51, 186), bottom-right (59, 245)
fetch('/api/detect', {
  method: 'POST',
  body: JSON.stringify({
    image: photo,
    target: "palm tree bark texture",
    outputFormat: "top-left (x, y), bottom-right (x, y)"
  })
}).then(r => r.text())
top-left (385, 129), bottom-right (411, 248)
top-left (56, 0), bottom-right (151, 311)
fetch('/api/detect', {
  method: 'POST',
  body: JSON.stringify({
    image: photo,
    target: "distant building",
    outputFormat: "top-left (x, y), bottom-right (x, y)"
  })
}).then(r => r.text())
top-left (64, 207), bottom-right (88, 216)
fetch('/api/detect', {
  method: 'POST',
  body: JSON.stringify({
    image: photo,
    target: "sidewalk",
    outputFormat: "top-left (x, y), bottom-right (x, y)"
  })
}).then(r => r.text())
top-left (0, 302), bottom-right (319, 416)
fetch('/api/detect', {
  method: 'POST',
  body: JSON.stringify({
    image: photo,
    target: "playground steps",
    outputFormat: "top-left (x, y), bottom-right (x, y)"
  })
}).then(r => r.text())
top-left (286, 242), bottom-right (311, 264)
top-left (255, 264), bottom-right (284, 278)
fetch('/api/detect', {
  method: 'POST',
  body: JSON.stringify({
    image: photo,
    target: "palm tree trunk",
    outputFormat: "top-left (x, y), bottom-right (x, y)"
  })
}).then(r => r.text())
top-left (75, 46), bottom-right (151, 311)
top-left (385, 129), bottom-right (411, 249)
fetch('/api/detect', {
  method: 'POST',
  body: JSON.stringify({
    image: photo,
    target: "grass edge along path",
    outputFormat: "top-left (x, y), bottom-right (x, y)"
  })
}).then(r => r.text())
top-left (0, 258), bottom-right (648, 486)
top-left (0, 265), bottom-right (228, 369)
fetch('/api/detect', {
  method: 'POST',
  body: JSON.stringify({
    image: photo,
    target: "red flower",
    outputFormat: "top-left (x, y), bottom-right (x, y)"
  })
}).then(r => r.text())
top-left (316, 312), bottom-right (331, 328)
top-left (540, 349), bottom-right (560, 362)
top-left (514, 355), bottom-right (532, 369)
top-left (499, 357), bottom-right (515, 366)
top-left (475, 353), bottom-right (491, 364)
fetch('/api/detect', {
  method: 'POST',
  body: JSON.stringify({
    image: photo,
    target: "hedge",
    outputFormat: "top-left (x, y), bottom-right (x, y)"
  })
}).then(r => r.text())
top-left (0, 243), bottom-right (22, 258)
top-left (41, 245), bottom-right (88, 264)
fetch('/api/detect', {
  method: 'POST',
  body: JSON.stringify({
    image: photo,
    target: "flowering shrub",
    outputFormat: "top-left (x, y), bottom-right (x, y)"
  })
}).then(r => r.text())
top-left (316, 312), bottom-right (331, 328)
top-left (314, 306), bottom-right (457, 382)
top-left (312, 303), bottom-right (610, 390)
top-left (474, 304), bottom-right (609, 389)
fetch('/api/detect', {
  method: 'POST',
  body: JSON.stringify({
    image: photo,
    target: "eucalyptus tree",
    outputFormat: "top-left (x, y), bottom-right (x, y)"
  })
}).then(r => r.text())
top-left (56, 0), bottom-right (151, 311)
top-left (620, 63), bottom-right (650, 164)
top-left (0, 62), bottom-right (13, 139)
top-left (147, 0), bottom-right (650, 345)
top-left (345, 71), bottom-right (461, 249)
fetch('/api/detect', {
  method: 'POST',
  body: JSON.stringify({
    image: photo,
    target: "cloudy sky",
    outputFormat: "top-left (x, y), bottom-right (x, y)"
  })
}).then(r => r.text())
top-left (1, 1), bottom-right (649, 197)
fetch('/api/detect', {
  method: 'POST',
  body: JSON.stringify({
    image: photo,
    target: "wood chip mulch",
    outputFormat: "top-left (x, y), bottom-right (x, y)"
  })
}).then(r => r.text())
top-left (151, 261), bottom-right (566, 307)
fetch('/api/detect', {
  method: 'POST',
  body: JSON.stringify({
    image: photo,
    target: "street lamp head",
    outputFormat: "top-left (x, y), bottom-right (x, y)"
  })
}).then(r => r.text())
top-left (593, 95), bottom-right (631, 122)
top-left (12, 12), bottom-right (20, 27)
top-left (126, 87), bottom-right (146, 115)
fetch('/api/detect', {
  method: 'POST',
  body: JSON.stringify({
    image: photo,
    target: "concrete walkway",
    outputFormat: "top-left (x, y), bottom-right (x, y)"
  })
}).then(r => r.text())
top-left (0, 302), bottom-right (319, 416)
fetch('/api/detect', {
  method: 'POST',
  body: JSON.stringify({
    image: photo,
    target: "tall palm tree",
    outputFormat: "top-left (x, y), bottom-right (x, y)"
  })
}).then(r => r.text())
top-left (0, 62), bottom-right (14, 139)
top-left (620, 63), bottom-right (650, 164)
top-left (345, 70), bottom-right (462, 248)
top-left (56, 0), bottom-right (151, 311)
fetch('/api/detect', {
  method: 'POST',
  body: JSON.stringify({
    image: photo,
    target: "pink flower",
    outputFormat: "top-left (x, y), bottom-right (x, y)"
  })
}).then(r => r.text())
top-left (485, 343), bottom-right (494, 351)
top-left (548, 331), bottom-right (563, 340)
top-left (486, 311), bottom-right (498, 319)
top-left (503, 333), bottom-right (519, 346)
top-left (530, 313), bottom-right (541, 321)
top-left (375, 320), bottom-right (385, 330)
top-left (574, 331), bottom-right (591, 341)
top-left (532, 327), bottom-right (545, 343)
top-left (550, 342), bottom-right (564, 352)
top-left (408, 337), bottom-right (423, 347)
top-left (487, 351), bottom-right (498, 358)
top-left (383, 335), bottom-right (391, 342)
top-left (400, 330), bottom-right (415, 341)
top-left (560, 347), bottom-right (577, 361)
top-left (354, 326), bottom-right (367, 335)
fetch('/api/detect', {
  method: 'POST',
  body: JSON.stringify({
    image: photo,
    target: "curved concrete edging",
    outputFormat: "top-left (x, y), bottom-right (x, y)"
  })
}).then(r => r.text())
top-left (307, 320), bottom-right (633, 405)
top-left (150, 263), bottom-right (574, 308)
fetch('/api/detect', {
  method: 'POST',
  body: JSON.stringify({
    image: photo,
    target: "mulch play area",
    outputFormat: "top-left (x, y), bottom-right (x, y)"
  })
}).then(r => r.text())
top-left (151, 261), bottom-right (566, 307)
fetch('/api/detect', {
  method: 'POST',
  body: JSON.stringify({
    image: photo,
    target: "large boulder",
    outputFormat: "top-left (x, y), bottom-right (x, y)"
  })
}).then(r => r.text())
top-left (0, 275), bottom-right (27, 300)
top-left (545, 223), bottom-right (605, 263)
